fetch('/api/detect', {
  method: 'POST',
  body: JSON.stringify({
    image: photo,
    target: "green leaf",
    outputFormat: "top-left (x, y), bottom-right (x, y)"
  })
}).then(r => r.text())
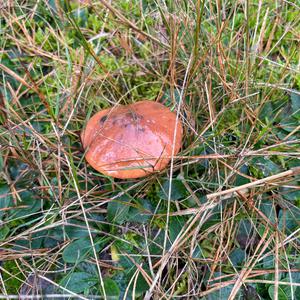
top-left (250, 157), bottom-right (281, 177)
top-left (161, 89), bottom-right (181, 106)
top-left (278, 209), bottom-right (299, 232)
top-left (192, 245), bottom-right (202, 259)
top-left (268, 285), bottom-right (289, 300)
top-left (77, 261), bottom-right (97, 275)
top-left (280, 182), bottom-right (300, 202)
top-left (133, 272), bottom-right (150, 295)
top-left (65, 221), bottom-right (94, 239)
top-left (283, 190), bottom-right (300, 202)
top-left (116, 241), bottom-right (136, 270)
top-left (229, 248), bottom-right (246, 267)
top-left (112, 269), bottom-right (149, 298)
top-left (107, 195), bottom-right (130, 225)
top-left (280, 118), bottom-right (299, 133)
top-left (290, 272), bottom-right (300, 284)
top-left (2, 260), bottom-right (25, 293)
top-left (236, 220), bottom-right (256, 250)
top-left (159, 179), bottom-right (187, 200)
top-left (63, 237), bottom-right (92, 263)
top-left (0, 152), bottom-right (3, 171)
top-left (242, 284), bottom-right (260, 300)
top-left (10, 191), bottom-right (42, 219)
top-left (102, 278), bottom-right (120, 299)
top-left (0, 225), bottom-right (9, 240)
top-left (31, 230), bottom-right (47, 249)
top-left (0, 185), bottom-right (13, 220)
top-left (114, 241), bottom-right (150, 295)
top-left (126, 199), bottom-right (152, 224)
top-left (206, 285), bottom-right (239, 300)
top-left (169, 216), bottom-right (185, 242)
top-left (199, 239), bottom-right (215, 258)
top-left (148, 229), bottom-right (167, 255)
top-left (263, 255), bottom-right (274, 269)
top-left (234, 165), bottom-right (251, 186)
top-left (259, 101), bottom-right (275, 120)
top-left (62, 237), bottom-right (107, 263)
top-left (291, 91), bottom-right (300, 118)
top-left (259, 200), bottom-right (277, 224)
top-left (60, 272), bottom-right (97, 293)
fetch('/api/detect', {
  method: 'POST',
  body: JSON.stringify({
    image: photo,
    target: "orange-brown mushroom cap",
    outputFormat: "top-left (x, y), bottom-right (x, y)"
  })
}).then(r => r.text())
top-left (81, 100), bottom-right (183, 179)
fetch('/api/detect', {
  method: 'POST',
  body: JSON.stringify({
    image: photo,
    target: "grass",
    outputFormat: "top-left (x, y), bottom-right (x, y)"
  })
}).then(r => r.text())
top-left (0, 0), bottom-right (300, 299)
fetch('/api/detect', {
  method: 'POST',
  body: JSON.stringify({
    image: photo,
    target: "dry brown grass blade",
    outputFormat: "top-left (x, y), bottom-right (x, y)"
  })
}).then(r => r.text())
top-left (206, 167), bottom-right (300, 200)
top-left (0, 61), bottom-right (57, 122)
top-left (37, 275), bottom-right (89, 300)
top-left (228, 230), bottom-right (273, 300)
top-left (0, 248), bottom-right (49, 260)
top-left (0, 63), bottom-right (33, 90)
top-left (7, 34), bottom-right (67, 64)
top-left (1, 1), bottom-right (299, 298)
top-left (274, 231), bottom-right (279, 300)
top-left (96, 0), bottom-right (169, 49)
top-left (159, 167), bottom-right (300, 217)
top-left (59, 49), bottom-right (84, 116)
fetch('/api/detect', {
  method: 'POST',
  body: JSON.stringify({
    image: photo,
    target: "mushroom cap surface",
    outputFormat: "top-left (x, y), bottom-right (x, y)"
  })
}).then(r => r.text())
top-left (81, 100), bottom-right (183, 179)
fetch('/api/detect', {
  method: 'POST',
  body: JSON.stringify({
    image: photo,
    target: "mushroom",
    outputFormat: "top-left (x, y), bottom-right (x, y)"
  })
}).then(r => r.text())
top-left (81, 100), bottom-right (183, 179)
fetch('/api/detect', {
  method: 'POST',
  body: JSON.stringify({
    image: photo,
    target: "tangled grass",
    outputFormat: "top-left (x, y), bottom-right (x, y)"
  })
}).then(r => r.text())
top-left (0, 0), bottom-right (299, 299)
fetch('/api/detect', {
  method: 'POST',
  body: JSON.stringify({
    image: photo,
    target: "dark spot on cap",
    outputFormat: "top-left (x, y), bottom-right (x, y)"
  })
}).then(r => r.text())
top-left (126, 112), bottom-right (144, 121)
top-left (138, 127), bottom-right (145, 132)
top-left (100, 115), bottom-right (108, 123)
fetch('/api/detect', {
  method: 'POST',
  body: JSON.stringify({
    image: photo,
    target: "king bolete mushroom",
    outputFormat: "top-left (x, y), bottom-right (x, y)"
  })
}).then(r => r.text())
top-left (81, 100), bottom-right (183, 179)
